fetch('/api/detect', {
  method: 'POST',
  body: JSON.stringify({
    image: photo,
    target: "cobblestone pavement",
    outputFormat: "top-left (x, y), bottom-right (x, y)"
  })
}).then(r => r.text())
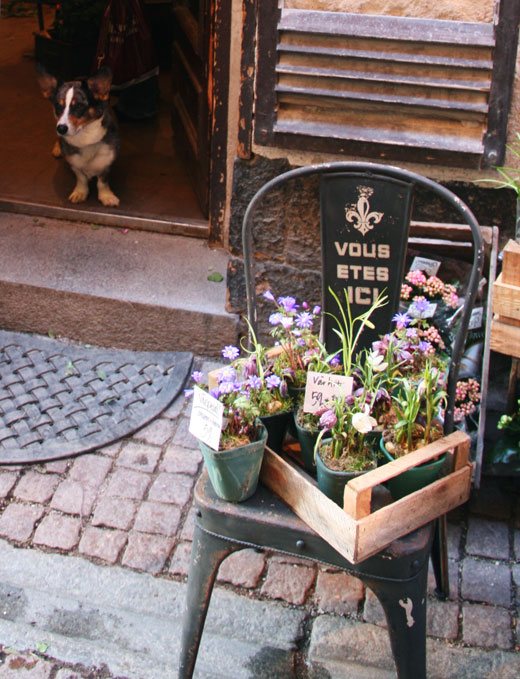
top-left (0, 358), bottom-right (518, 677)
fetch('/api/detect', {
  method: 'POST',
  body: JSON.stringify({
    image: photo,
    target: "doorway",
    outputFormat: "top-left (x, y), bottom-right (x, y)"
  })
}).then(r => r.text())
top-left (0, 2), bottom-right (227, 239)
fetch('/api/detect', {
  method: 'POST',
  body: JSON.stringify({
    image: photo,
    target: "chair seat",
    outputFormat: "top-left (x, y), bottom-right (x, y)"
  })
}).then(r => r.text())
top-left (195, 470), bottom-right (433, 579)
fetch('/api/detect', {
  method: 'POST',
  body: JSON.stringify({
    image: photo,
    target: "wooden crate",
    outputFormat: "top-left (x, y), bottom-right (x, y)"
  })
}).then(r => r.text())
top-left (260, 430), bottom-right (472, 564)
top-left (491, 240), bottom-right (520, 359)
top-left (501, 239), bottom-right (520, 286)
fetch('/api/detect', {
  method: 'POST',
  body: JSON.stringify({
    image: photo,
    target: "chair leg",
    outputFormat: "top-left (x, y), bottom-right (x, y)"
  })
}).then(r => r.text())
top-left (178, 525), bottom-right (240, 679)
top-left (431, 515), bottom-right (450, 599)
top-left (366, 561), bottom-right (429, 679)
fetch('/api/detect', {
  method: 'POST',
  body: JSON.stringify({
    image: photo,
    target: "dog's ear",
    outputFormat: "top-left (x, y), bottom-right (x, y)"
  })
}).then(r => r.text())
top-left (87, 67), bottom-right (112, 101)
top-left (36, 64), bottom-right (57, 99)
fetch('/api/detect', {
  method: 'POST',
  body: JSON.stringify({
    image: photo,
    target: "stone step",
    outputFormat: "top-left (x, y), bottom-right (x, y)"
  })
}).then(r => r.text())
top-left (0, 212), bottom-right (238, 356)
top-left (0, 540), bottom-right (304, 679)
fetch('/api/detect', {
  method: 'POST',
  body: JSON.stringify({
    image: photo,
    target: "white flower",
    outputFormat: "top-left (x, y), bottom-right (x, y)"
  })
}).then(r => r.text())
top-left (368, 351), bottom-right (388, 373)
top-left (352, 405), bottom-right (377, 434)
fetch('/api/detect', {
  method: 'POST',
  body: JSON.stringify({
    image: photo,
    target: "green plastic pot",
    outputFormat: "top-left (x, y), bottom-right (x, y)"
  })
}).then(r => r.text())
top-left (199, 422), bottom-right (268, 502)
top-left (260, 410), bottom-right (291, 453)
top-left (379, 437), bottom-right (447, 500)
top-left (316, 442), bottom-right (376, 507)
top-left (293, 413), bottom-right (318, 474)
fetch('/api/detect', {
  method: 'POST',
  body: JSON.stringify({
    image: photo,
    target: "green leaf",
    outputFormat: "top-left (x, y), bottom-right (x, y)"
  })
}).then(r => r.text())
top-left (207, 272), bottom-right (224, 283)
top-left (97, 369), bottom-right (106, 381)
top-left (36, 641), bottom-right (49, 654)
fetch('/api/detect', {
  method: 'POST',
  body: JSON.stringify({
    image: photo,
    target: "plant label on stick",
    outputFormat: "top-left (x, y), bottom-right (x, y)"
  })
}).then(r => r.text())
top-left (303, 371), bottom-right (354, 414)
top-left (410, 257), bottom-right (441, 276)
top-left (189, 386), bottom-right (224, 451)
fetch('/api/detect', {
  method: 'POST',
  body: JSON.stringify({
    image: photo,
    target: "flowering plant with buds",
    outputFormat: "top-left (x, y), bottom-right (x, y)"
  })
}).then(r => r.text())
top-left (401, 269), bottom-right (459, 309)
top-left (263, 291), bottom-right (325, 388)
top-left (383, 359), bottom-right (447, 456)
top-left (313, 395), bottom-right (378, 470)
top-left (453, 377), bottom-right (481, 424)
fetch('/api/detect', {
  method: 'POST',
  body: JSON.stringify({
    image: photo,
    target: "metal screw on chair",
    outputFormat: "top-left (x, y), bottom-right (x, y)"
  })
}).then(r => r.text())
top-left (296, 539), bottom-right (305, 550)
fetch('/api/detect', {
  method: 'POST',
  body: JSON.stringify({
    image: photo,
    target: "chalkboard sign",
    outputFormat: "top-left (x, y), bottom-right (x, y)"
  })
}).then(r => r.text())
top-left (320, 173), bottom-right (413, 355)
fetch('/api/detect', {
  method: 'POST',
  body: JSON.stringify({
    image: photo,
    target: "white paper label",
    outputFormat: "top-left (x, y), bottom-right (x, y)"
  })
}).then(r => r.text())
top-left (408, 300), bottom-right (437, 319)
top-left (410, 257), bottom-right (441, 277)
top-left (303, 371), bottom-right (354, 414)
top-left (468, 306), bottom-right (484, 330)
top-left (188, 386), bottom-right (225, 451)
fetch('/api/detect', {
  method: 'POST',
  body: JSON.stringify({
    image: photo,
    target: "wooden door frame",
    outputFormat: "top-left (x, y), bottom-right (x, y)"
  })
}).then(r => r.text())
top-left (207, 0), bottom-right (232, 245)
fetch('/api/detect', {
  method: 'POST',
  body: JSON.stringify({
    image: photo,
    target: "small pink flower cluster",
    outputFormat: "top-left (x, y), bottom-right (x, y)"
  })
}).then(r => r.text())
top-left (419, 325), bottom-right (445, 351)
top-left (401, 270), bottom-right (459, 309)
top-left (454, 377), bottom-right (481, 422)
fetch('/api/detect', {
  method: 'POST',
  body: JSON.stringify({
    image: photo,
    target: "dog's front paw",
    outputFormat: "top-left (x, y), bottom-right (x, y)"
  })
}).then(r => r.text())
top-left (69, 187), bottom-right (88, 203)
top-left (98, 189), bottom-right (120, 207)
top-left (52, 141), bottom-right (62, 158)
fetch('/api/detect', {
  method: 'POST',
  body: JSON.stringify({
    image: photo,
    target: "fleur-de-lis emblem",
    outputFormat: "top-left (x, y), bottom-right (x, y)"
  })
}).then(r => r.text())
top-left (345, 186), bottom-right (384, 236)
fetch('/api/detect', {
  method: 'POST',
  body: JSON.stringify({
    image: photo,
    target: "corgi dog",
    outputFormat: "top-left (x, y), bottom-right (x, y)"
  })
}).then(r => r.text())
top-left (37, 66), bottom-right (120, 207)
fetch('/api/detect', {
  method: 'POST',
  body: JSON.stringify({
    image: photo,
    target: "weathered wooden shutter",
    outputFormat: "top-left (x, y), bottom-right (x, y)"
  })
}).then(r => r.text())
top-left (253, 2), bottom-right (520, 168)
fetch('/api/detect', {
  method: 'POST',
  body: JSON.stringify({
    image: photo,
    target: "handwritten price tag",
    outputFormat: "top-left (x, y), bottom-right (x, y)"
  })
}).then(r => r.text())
top-left (410, 257), bottom-right (441, 277)
top-left (189, 386), bottom-right (224, 451)
top-left (303, 371), bottom-right (354, 414)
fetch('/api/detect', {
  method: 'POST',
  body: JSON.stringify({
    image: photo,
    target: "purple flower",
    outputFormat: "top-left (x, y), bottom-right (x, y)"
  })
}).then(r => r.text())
top-left (263, 290), bottom-right (275, 302)
top-left (222, 345), bottom-right (240, 361)
top-left (392, 312), bottom-right (411, 329)
top-left (411, 299), bottom-right (430, 314)
top-left (418, 340), bottom-right (432, 352)
top-left (247, 375), bottom-right (262, 390)
top-left (269, 312), bottom-right (283, 326)
top-left (277, 296), bottom-right (298, 313)
top-left (280, 316), bottom-right (294, 329)
top-left (209, 387), bottom-right (219, 398)
top-left (266, 374), bottom-right (281, 389)
top-left (219, 366), bottom-right (236, 383)
top-left (319, 409), bottom-right (337, 429)
top-left (295, 311), bottom-right (313, 329)
top-left (243, 356), bottom-right (257, 378)
top-left (405, 328), bottom-right (417, 338)
top-left (302, 301), bottom-right (309, 310)
top-left (330, 355), bottom-right (341, 367)
top-left (279, 380), bottom-right (288, 397)
top-left (218, 381), bottom-right (236, 395)
top-left (313, 305), bottom-right (321, 315)
top-left (191, 371), bottom-right (204, 383)
top-left (184, 388), bottom-right (194, 398)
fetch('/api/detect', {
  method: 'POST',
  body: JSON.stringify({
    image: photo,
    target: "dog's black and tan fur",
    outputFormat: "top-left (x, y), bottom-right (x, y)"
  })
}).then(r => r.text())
top-left (37, 66), bottom-right (120, 207)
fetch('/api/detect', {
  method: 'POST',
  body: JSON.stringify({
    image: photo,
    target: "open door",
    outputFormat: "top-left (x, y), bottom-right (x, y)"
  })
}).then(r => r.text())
top-left (171, 0), bottom-right (211, 216)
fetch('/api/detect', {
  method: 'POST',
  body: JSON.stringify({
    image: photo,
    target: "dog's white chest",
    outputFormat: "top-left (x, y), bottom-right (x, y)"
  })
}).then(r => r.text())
top-left (68, 142), bottom-right (116, 179)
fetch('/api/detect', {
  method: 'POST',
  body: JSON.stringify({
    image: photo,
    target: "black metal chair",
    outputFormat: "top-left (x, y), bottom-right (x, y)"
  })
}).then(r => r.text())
top-left (179, 162), bottom-right (484, 678)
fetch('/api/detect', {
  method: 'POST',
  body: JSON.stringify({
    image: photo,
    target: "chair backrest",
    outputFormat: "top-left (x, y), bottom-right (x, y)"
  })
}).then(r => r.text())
top-left (241, 161), bottom-right (485, 435)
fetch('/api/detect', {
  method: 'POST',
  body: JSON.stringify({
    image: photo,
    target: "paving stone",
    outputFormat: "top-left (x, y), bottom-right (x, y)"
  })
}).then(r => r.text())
top-left (133, 501), bottom-right (181, 537)
top-left (50, 480), bottom-right (97, 516)
top-left (314, 570), bottom-right (364, 615)
top-left (169, 540), bottom-right (192, 577)
top-left (104, 468), bottom-right (151, 500)
top-left (171, 415), bottom-right (198, 449)
top-left (512, 564), bottom-right (520, 587)
top-left (260, 561), bottom-right (315, 605)
top-left (427, 599), bottom-right (459, 640)
top-left (514, 529), bottom-right (520, 560)
top-left (99, 441), bottom-right (123, 458)
top-left (161, 396), bottom-right (186, 420)
top-left (147, 472), bottom-right (194, 507)
top-left (91, 496), bottom-right (137, 530)
top-left (115, 442), bottom-right (161, 473)
top-left (428, 558), bottom-right (459, 600)
top-left (0, 503), bottom-right (45, 542)
top-left (446, 521), bottom-right (462, 561)
top-left (41, 459), bottom-right (69, 474)
top-left (78, 526), bottom-right (127, 564)
top-left (0, 471), bottom-right (19, 498)
top-left (363, 587), bottom-right (386, 627)
top-left (469, 482), bottom-right (513, 520)
top-left (133, 417), bottom-right (177, 446)
top-left (271, 554), bottom-right (315, 567)
top-left (33, 512), bottom-right (81, 550)
top-left (13, 471), bottom-right (60, 504)
top-left (54, 669), bottom-right (83, 679)
top-left (68, 455), bottom-right (113, 488)
top-left (0, 652), bottom-right (54, 677)
top-left (466, 517), bottom-right (510, 560)
top-left (218, 549), bottom-right (266, 588)
top-left (122, 531), bottom-right (174, 574)
top-left (462, 603), bottom-right (513, 649)
top-left (180, 507), bottom-right (196, 541)
top-left (461, 557), bottom-right (511, 607)
top-left (160, 444), bottom-right (202, 475)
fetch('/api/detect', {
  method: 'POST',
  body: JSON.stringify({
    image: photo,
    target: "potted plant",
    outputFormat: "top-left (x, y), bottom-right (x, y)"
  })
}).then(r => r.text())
top-left (380, 358), bottom-right (448, 498)
top-left (313, 395), bottom-right (378, 506)
top-left (188, 367), bottom-right (268, 503)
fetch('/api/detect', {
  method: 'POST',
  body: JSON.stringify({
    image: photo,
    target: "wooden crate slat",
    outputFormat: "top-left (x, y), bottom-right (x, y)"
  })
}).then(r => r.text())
top-left (502, 239), bottom-right (520, 286)
top-left (492, 273), bottom-right (520, 321)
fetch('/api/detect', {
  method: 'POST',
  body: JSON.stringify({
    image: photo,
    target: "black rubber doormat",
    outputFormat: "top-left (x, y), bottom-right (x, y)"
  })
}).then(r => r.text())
top-left (0, 330), bottom-right (193, 465)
